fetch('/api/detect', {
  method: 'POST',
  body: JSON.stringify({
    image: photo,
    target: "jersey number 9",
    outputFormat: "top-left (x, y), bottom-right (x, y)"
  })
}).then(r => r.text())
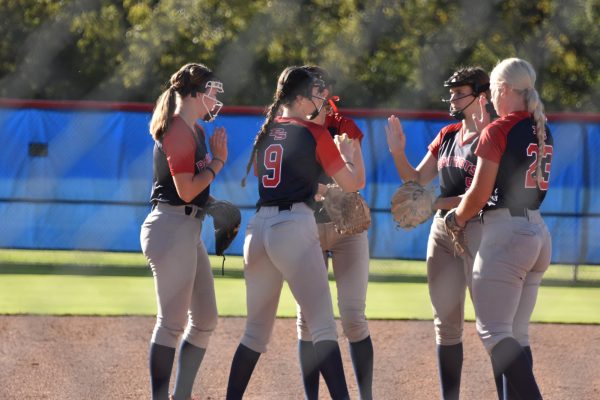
top-left (262, 144), bottom-right (283, 188)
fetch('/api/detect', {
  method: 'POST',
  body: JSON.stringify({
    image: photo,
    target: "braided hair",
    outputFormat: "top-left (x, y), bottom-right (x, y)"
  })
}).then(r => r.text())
top-left (241, 66), bottom-right (320, 187)
top-left (491, 58), bottom-right (547, 186)
top-left (149, 63), bottom-right (216, 141)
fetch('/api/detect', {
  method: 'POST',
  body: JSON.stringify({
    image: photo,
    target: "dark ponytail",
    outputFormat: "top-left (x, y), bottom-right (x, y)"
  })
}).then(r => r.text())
top-left (240, 66), bottom-right (317, 187)
top-left (149, 88), bottom-right (177, 141)
top-left (241, 97), bottom-right (283, 187)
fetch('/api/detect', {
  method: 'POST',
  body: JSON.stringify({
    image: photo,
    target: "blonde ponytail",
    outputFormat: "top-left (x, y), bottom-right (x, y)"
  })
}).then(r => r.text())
top-left (525, 88), bottom-right (547, 186)
top-left (491, 58), bottom-right (548, 187)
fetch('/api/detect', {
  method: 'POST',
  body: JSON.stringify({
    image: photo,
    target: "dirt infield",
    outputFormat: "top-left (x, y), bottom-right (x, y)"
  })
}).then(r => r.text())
top-left (0, 316), bottom-right (598, 399)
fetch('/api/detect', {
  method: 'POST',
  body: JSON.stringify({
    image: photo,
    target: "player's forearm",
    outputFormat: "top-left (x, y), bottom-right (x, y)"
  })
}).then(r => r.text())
top-left (391, 151), bottom-right (420, 183)
top-left (174, 160), bottom-right (223, 203)
top-left (455, 157), bottom-right (499, 225)
top-left (454, 190), bottom-right (486, 225)
top-left (352, 144), bottom-right (366, 189)
top-left (433, 196), bottom-right (462, 211)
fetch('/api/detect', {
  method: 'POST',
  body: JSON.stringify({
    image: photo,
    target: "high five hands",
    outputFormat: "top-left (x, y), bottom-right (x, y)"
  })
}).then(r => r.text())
top-left (473, 95), bottom-right (491, 132)
top-left (385, 115), bottom-right (406, 155)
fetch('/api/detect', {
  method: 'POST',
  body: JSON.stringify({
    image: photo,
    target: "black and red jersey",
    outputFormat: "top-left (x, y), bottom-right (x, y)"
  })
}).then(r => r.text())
top-left (476, 111), bottom-right (553, 211)
top-left (254, 116), bottom-right (346, 208)
top-left (150, 116), bottom-right (211, 207)
top-left (428, 122), bottom-right (478, 198)
top-left (313, 113), bottom-right (364, 221)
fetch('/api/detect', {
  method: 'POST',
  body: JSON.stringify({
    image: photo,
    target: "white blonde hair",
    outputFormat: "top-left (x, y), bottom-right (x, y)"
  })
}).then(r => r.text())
top-left (491, 58), bottom-right (547, 186)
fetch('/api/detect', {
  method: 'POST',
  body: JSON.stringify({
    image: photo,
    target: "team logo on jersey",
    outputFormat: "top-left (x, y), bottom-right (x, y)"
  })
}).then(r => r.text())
top-left (270, 128), bottom-right (287, 141)
top-left (195, 154), bottom-right (211, 171)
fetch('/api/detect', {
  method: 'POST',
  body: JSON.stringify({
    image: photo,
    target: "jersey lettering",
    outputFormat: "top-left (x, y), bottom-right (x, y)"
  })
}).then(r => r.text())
top-left (465, 176), bottom-right (473, 189)
top-left (437, 155), bottom-right (476, 175)
top-left (262, 144), bottom-right (283, 188)
top-left (525, 143), bottom-right (553, 190)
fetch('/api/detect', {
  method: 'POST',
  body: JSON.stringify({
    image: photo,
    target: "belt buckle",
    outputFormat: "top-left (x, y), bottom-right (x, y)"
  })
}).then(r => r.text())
top-left (278, 204), bottom-right (292, 212)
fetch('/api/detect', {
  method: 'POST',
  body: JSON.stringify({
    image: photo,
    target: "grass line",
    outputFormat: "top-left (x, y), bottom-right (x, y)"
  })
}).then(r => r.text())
top-left (0, 249), bottom-right (599, 322)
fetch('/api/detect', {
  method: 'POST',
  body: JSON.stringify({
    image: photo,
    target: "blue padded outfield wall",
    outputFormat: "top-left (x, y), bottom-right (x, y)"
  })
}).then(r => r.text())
top-left (1, 103), bottom-right (599, 264)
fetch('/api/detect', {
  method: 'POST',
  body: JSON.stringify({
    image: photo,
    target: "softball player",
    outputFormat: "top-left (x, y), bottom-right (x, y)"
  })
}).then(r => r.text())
top-left (226, 66), bottom-right (363, 400)
top-left (295, 66), bottom-right (373, 400)
top-left (452, 58), bottom-right (553, 399)
top-left (140, 63), bottom-right (227, 400)
top-left (386, 67), bottom-right (492, 400)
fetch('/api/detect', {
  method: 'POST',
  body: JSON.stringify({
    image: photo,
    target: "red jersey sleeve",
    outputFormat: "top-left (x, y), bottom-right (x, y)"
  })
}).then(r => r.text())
top-left (475, 120), bottom-right (508, 163)
top-left (428, 122), bottom-right (462, 158)
top-left (277, 117), bottom-right (346, 177)
top-left (161, 118), bottom-right (197, 175)
top-left (316, 136), bottom-right (346, 176)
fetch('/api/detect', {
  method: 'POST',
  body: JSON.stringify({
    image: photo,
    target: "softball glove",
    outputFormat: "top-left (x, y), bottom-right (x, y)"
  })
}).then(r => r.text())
top-left (390, 181), bottom-right (436, 229)
top-left (205, 199), bottom-right (241, 256)
top-left (322, 184), bottom-right (371, 235)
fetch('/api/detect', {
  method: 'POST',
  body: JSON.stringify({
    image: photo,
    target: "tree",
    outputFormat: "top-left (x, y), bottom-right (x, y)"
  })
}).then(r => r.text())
top-left (0, 0), bottom-right (598, 112)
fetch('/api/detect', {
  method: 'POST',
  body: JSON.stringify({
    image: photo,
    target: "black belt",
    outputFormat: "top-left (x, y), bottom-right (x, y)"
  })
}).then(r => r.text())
top-left (479, 207), bottom-right (534, 223)
top-left (257, 203), bottom-right (294, 212)
top-left (508, 207), bottom-right (530, 217)
top-left (151, 202), bottom-right (205, 219)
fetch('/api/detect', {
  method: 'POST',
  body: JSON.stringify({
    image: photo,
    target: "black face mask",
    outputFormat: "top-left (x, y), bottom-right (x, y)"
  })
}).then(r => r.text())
top-left (307, 94), bottom-right (327, 120)
top-left (448, 95), bottom-right (477, 121)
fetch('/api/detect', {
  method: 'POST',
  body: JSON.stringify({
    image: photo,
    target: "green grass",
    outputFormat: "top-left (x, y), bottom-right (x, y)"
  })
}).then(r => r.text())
top-left (0, 249), bottom-right (598, 323)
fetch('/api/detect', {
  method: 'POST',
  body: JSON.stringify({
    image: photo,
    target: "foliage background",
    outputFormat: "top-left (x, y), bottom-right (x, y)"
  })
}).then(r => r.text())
top-left (1, 0), bottom-right (598, 111)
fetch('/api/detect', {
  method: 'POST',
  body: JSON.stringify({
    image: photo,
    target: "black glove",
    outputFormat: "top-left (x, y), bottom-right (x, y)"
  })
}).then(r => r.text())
top-left (205, 200), bottom-right (241, 256)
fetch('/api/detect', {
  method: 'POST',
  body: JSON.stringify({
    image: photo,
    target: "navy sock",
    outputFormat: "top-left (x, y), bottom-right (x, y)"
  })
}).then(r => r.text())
top-left (298, 340), bottom-right (320, 400)
top-left (502, 345), bottom-right (533, 400)
top-left (172, 340), bottom-right (206, 400)
top-left (494, 371), bottom-right (505, 400)
top-left (349, 336), bottom-right (374, 400)
top-left (523, 345), bottom-right (533, 364)
top-left (314, 340), bottom-right (350, 400)
top-left (490, 338), bottom-right (542, 400)
top-left (226, 343), bottom-right (261, 400)
top-left (437, 343), bottom-right (463, 400)
top-left (149, 342), bottom-right (176, 400)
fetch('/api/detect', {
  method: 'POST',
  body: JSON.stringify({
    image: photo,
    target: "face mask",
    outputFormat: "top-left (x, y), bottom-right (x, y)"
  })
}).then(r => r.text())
top-left (202, 81), bottom-right (224, 122)
top-left (306, 78), bottom-right (328, 120)
top-left (307, 94), bottom-right (327, 120)
top-left (445, 94), bottom-right (477, 121)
